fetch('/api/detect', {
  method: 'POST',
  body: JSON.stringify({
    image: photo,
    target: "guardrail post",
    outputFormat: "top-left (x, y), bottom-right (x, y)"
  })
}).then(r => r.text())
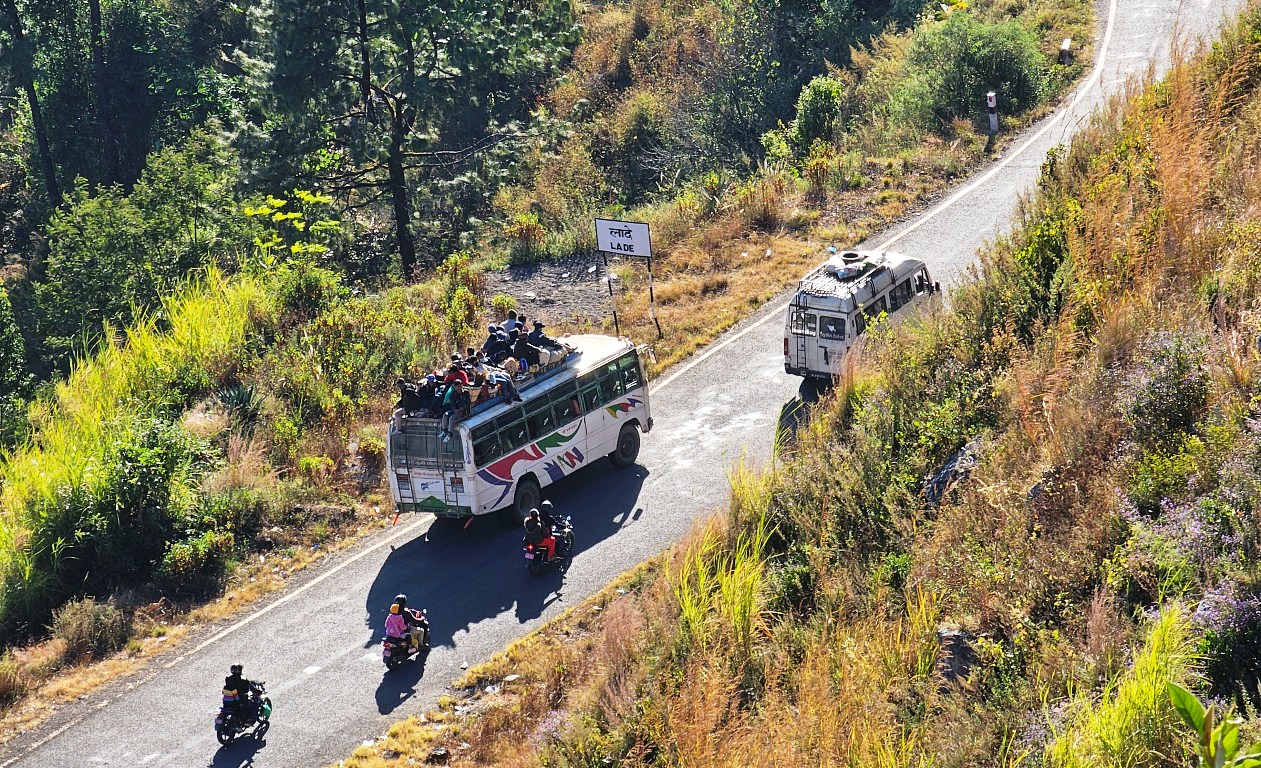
top-left (1058, 37), bottom-right (1073, 65)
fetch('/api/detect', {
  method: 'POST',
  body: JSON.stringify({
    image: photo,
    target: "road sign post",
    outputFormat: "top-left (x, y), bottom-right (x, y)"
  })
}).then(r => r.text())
top-left (594, 218), bottom-right (663, 339)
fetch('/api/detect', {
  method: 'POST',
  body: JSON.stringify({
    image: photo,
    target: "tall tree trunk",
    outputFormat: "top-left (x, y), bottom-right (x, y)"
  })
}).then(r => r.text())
top-left (1, 0), bottom-right (59, 205)
top-left (89, 0), bottom-right (117, 182)
top-left (388, 101), bottom-right (416, 277)
top-left (356, 0), bottom-right (372, 111)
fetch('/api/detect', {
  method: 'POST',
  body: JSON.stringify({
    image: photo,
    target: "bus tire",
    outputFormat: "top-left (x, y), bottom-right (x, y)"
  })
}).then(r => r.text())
top-left (510, 476), bottom-right (541, 525)
top-left (609, 424), bottom-right (641, 468)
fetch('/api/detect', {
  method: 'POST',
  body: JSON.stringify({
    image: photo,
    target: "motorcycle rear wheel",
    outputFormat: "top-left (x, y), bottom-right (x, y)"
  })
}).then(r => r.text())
top-left (216, 726), bottom-right (236, 747)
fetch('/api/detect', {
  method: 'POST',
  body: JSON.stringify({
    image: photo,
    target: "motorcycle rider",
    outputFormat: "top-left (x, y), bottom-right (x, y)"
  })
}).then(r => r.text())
top-left (524, 507), bottom-right (556, 563)
top-left (222, 664), bottom-right (259, 723)
top-left (386, 593), bottom-right (429, 652)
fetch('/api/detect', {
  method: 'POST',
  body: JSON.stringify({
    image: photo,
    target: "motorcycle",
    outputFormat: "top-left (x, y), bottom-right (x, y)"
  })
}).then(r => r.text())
top-left (215, 681), bottom-right (272, 746)
top-left (524, 516), bottom-right (574, 575)
top-left (383, 609), bottom-right (431, 670)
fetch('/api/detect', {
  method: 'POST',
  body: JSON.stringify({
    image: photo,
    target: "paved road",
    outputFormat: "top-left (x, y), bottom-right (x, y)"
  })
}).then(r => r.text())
top-left (1, 0), bottom-right (1249, 765)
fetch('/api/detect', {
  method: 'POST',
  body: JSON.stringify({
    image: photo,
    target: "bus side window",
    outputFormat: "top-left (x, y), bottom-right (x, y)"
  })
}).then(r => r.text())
top-left (580, 385), bottom-right (602, 413)
top-left (552, 382), bottom-right (581, 424)
top-left (496, 415), bottom-right (530, 451)
top-left (619, 353), bottom-right (642, 391)
top-left (600, 364), bottom-right (626, 403)
top-left (473, 433), bottom-right (501, 466)
top-left (819, 316), bottom-right (845, 340)
top-left (875, 295), bottom-right (888, 314)
top-left (889, 280), bottom-right (909, 310)
top-left (526, 401), bottom-right (558, 440)
top-left (853, 311), bottom-right (866, 336)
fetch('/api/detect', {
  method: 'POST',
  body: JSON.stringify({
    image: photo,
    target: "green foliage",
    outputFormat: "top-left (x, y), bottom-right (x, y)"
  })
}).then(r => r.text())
top-left (1126, 436), bottom-right (1203, 516)
top-left (244, 190), bottom-right (343, 272)
top-left (1121, 332), bottom-right (1209, 450)
top-left (489, 293), bottom-right (517, 317)
top-left (35, 133), bottom-right (246, 371)
top-left (0, 289), bottom-right (30, 447)
top-left (270, 261), bottom-right (350, 322)
top-left (1168, 682), bottom-right (1261, 767)
top-left (903, 11), bottom-right (1048, 130)
top-left (297, 455), bottom-right (334, 484)
top-left (156, 530), bottom-right (235, 599)
top-left (0, 272), bottom-right (274, 641)
top-left (264, 294), bottom-right (420, 428)
top-left (50, 597), bottom-right (132, 662)
top-left (215, 383), bottom-right (264, 434)
top-left (791, 76), bottom-right (846, 150)
top-left (1046, 608), bottom-right (1198, 767)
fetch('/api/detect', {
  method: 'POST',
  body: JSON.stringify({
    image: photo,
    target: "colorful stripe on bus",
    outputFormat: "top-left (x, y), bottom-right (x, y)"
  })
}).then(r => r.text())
top-left (605, 397), bottom-right (642, 417)
top-left (477, 421), bottom-right (583, 505)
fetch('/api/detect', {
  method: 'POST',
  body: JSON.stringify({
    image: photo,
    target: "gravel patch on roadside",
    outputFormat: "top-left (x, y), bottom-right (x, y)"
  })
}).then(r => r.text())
top-left (484, 253), bottom-right (622, 329)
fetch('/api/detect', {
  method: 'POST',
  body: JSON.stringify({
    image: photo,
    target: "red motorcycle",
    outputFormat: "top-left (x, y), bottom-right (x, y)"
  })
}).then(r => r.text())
top-left (523, 516), bottom-right (574, 575)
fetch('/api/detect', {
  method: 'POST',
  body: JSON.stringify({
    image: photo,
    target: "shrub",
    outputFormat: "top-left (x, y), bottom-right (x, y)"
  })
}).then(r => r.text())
top-left (904, 12), bottom-right (1047, 129)
top-left (156, 531), bottom-right (235, 599)
top-left (1119, 331), bottom-right (1209, 449)
top-left (358, 433), bottom-right (386, 474)
top-left (791, 76), bottom-right (846, 150)
top-left (51, 597), bottom-right (132, 662)
top-left (490, 293), bottom-right (517, 317)
top-left (1194, 577), bottom-right (1261, 709)
top-left (0, 652), bottom-right (24, 706)
top-left (297, 455), bottom-right (335, 485)
top-left (215, 383), bottom-right (264, 433)
top-left (446, 286), bottom-right (480, 350)
top-left (271, 262), bottom-right (348, 321)
top-left (1045, 607), bottom-right (1197, 767)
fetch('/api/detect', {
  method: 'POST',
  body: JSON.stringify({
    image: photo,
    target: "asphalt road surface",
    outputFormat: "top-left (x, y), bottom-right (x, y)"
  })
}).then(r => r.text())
top-left (1, 0), bottom-right (1250, 765)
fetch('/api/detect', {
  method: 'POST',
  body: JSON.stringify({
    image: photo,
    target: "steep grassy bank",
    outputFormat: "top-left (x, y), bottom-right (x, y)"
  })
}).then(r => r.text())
top-left (340, 4), bottom-right (1261, 766)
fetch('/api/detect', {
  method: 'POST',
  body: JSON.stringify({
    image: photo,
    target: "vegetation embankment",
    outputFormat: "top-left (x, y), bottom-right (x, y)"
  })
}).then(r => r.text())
top-left (0, 0), bottom-right (1087, 730)
top-left (339, 5), bottom-right (1261, 766)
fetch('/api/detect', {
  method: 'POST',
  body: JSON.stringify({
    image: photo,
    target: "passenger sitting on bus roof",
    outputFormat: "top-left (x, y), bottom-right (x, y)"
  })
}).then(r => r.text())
top-left (439, 381), bottom-right (471, 440)
top-left (488, 369), bottom-right (523, 403)
top-left (528, 321), bottom-right (566, 365)
top-left (512, 331), bottom-right (541, 369)
top-left (396, 377), bottom-right (425, 414)
top-left (481, 331), bottom-right (504, 362)
top-left (502, 309), bottom-right (522, 334)
top-left (502, 356), bottom-right (522, 378)
top-left (443, 363), bottom-right (469, 387)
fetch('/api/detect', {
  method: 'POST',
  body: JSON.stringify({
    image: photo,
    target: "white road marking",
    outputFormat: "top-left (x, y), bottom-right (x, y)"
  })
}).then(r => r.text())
top-left (304, 665), bottom-right (322, 675)
top-left (653, 0), bottom-right (1119, 394)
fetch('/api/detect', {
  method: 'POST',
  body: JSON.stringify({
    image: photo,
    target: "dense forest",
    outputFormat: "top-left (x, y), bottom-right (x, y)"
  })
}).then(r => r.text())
top-left (0, 0), bottom-right (1088, 713)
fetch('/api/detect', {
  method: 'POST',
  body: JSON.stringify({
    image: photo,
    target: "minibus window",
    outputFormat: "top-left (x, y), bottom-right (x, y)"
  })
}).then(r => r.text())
top-left (819, 316), bottom-right (845, 340)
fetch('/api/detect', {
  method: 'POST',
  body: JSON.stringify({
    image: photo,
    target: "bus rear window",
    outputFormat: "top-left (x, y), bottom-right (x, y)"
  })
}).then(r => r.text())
top-left (790, 310), bottom-right (817, 336)
top-left (819, 316), bottom-right (845, 340)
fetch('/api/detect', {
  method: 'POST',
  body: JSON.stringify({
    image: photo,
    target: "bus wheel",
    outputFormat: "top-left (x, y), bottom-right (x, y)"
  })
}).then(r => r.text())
top-left (609, 424), bottom-right (641, 468)
top-left (510, 476), bottom-right (541, 525)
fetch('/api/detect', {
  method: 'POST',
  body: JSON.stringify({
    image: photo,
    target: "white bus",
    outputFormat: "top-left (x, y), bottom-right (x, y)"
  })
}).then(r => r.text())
top-left (784, 250), bottom-right (938, 381)
top-left (387, 334), bottom-right (653, 523)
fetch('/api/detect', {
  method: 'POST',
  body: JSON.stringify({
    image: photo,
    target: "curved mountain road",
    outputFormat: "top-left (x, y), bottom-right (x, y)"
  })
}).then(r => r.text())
top-left (1, 0), bottom-right (1248, 764)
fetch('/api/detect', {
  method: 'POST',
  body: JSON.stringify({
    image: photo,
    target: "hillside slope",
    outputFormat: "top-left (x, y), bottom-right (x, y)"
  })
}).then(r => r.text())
top-left (341, 4), bottom-right (1261, 766)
